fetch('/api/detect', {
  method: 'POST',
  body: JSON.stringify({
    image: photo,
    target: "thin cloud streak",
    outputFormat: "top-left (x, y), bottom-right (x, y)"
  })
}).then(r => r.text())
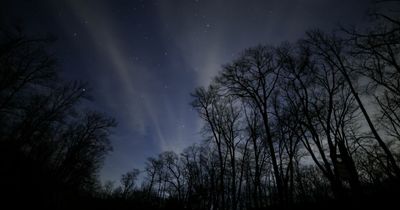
top-left (67, 0), bottom-right (170, 150)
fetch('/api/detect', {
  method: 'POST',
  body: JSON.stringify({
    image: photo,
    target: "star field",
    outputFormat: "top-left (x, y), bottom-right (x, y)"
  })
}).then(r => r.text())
top-left (0, 0), bottom-right (372, 183)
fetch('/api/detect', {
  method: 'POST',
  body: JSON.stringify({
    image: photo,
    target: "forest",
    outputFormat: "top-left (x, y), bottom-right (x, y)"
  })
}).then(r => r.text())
top-left (1, 2), bottom-right (400, 210)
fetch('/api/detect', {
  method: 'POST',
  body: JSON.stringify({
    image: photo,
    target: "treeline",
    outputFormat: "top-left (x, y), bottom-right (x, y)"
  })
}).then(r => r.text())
top-left (2, 2), bottom-right (400, 210)
top-left (0, 28), bottom-right (116, 208)
top-left (101, 5), bottom-right (400, 210)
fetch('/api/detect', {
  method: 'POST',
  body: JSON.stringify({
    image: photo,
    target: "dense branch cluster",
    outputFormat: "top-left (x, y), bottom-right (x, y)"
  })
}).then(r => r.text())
top-left (0, 28), bottom-right (116, 208)
top-left (102, 7), bottom-right (400, 209)
top-left (1, 2), bottom-right (400, 210)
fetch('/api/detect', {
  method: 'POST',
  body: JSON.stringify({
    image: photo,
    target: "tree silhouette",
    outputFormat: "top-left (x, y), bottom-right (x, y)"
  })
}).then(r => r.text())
top-left (0, 27), bottom-right (116, 208)
top-left (2, 1), bottom-right (400, 209)
top-left (115, 4), bottom-right (400, 209)
top-left (120, 169), bottom-right (140, 199)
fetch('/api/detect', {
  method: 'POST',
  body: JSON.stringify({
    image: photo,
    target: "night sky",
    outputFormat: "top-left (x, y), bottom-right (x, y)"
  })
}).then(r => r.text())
top-left (1, 0), bottom-right (372, 183)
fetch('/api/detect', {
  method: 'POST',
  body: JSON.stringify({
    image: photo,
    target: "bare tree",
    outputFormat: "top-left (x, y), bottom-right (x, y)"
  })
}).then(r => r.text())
top-left (305, 30), bottom-right (400, 177)
top-left (191, 86), bottom-right (228, 209)
top-left (121, 169), bottom-right (140, 199)
top-left (215, 45), bottom-right (287, 204)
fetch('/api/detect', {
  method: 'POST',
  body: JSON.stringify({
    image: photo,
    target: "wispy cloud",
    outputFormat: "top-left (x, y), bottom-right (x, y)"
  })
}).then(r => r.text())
top-left (66, 0), bottom-right (164, 144)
